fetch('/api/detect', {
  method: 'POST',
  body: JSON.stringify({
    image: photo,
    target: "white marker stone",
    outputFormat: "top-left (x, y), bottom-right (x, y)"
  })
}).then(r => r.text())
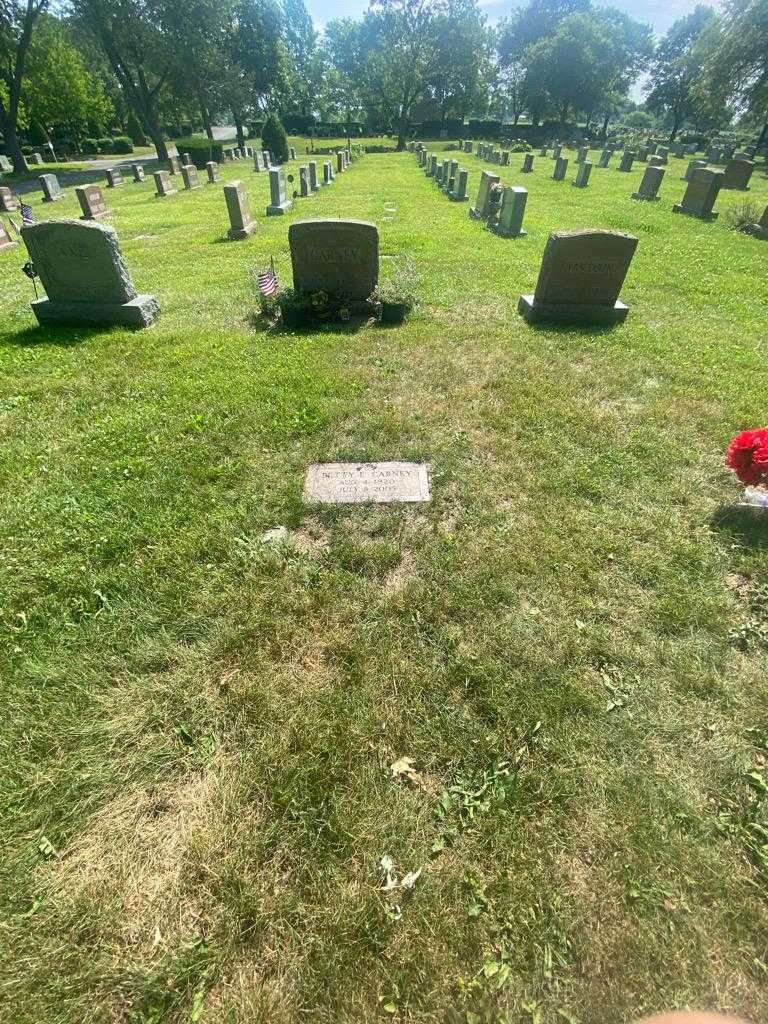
top-left (303, 462), bottom-right (431, 504)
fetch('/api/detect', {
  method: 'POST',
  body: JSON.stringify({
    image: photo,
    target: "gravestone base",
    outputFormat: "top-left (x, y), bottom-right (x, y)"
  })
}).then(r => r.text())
top-left (631, 192), bottom-right (660, 202)
top-left (227, 221), bottom-right (257, 240)
top-left (518, 294), bottom-right (629, 325)
top-left (490, 222), bottom-right (526, 239)
top-left (30, 294), bottom-right (159, 328)
top-left (449, 192), bottom-right (469, 202)
top-left (266, 200), bottom-right (293, 216)
top-left (672, 204), bottom-right (718, 221)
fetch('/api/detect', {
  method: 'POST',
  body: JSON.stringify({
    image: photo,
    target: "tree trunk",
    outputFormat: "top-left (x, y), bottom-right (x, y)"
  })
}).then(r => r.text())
top-left (144, 111), bottom-right (169, 161)
top-left (668, 114), bottom-right (680, 144)
top-left (601, 110), bottom-right (610, 140)
top-left (233, 110), bottom-right (245, 151)
top-left (755, 118), bottom-right (767, 152)
top-left (1, 119), bottom-right (28, 173)
top-left (198, 92), bottom-right (213, 140)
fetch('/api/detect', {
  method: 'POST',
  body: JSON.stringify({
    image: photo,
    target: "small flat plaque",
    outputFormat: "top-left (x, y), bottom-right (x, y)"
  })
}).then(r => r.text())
top-left (303, 462), bottom-right (431, 504)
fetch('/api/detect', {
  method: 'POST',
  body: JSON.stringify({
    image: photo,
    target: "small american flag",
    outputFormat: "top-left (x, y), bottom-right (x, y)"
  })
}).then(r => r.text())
top-left (257, 259), bottom-right (279, 296)
top-left (21, 203), bottom-right (34, 226)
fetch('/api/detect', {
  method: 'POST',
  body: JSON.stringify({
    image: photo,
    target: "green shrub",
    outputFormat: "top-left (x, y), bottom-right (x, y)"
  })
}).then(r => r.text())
top-left (111, 135), bottom-right (134, 154)
top-left (726, 200), bottom-right (761, 234)
top-left (80, 138), bottom-right (99, 155)
top-left (262, 113), bottom-right (289, 165)
top-left (174, 135), bottom-right (223, 168)
top-left (97, 137), bottom-right (115, 151)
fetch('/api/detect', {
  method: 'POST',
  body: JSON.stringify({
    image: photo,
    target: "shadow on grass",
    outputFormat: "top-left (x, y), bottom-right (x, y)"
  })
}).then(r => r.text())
top-left (710, 504), bottom-right (768, 550)
top-left (1, 323), bottom-right (122, 348)
top-left (246, 311), bottom-right (376, 335)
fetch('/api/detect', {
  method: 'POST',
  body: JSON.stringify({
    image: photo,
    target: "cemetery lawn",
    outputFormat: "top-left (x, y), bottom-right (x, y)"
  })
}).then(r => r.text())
top-left (1, 150), bottom-right (768, 1024)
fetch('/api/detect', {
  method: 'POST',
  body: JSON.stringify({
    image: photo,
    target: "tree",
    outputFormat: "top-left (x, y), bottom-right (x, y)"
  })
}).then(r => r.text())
top-left (22, 14), bottom-right (113, 147)
top-left (0, 0), bottom-right (49, 171)
top-left (322, 18), bottom-right (364, 123)
top-left (74, 0), bottom-right (174, 160)
top-left (695, 0), bottom-right (768, 149)
top-left (644, 5), bottom-right (717, 142)
top-left (261, 110), bottom-right (288, 162)
top-left (283, 0), bottom-right (318, 119)
top-left (429, 0), bottom-right (490, 127)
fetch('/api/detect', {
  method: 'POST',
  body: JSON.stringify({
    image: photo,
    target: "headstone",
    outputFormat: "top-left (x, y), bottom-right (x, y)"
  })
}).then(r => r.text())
top-left (154, 170), bottom-right (177, 197)
top-left (223, 149), bottom-right (233, 162)
top-left (0, 186), bottom-right (19, 212)
top-left (632, 165), bottom-right (664, 202)
top-left (20, 219), bottom-right (159, 327)
top-left (706, 147), bottom-right (720, 164)
top-left (438, 159), bottom-right (450, 186)
top-left (288, 219), bottom-right (378, 301)
top-left (748, 205), bottom-right (768, 240)
top-left (500, 150), bottom-right (510, 165)
top-left (518, 229), bottom-right (638, 325)
top-left (722, 159), bottom-right (754, 190)
top-left (618, 151), bottom-right (634, 172)
top-left (492, 186), bottom-right (527, 238)
top-left (683, 159), bottom-right (708, 181)
top-left (168, 155), bottom-right (181, 175)
top-left (673, 167), bottom-right (723, 221)
top-left (0, 155), bottom-right (12, 172)
top-left (233, 148), bottom-right (242, 160)
top-left (206, 161), bottom-right (219, 183)
top-left (443, 159), bottom-right (458, 193)
top-left (323, 161), bottom-right (333, 185)
top-left (521, 153), bottom-right (534, 173)
top-left (30, 152), bottom-right (43, 166)
top-left (656, 147), bottom-right (669, 164)
top-left (289, 146), bottom-right (296, 160)
top-left (648, 155), bottom-right (665, 168)
top-left (418, 148), bottom-right (426, 167)
top-left (576, 146), bottom-right (588, 164)
top-left (299, 165), bottom-right (310, 198)
top-left (449, 168), bottom-right (469, 202)
top-left (105, 167), bottom-right (123, 188)
top-left (573, 161), bottom-right (592, 188)
top-left (131, 163), bottom-right (145, 183)
top-left (308, 161), bottom-right (320, 191)
top-left (637, 147), bottom-right (649, 162)
top-left (253, 150), bottom-right (265, 172)
top-left (647, 143), bottom-right (657, 155)
top-left (672, 143), bottom-right (686, 158)
top-left (39, 173), bottom-right (64, 203)
top-left (552, 144), bottom-right (562, 160)
top-left (304, 462), bottom-right (430, 505)
top-left (266, 167), bottom-right (292, 215)
top-left (0, 219), bottom-right (18, 251)
top-left (734, 151), bottom-right (751, 161)
top-left (427, 155), bottom-right (437, 177)
top-left (598, 150), bottom-right (611, 168)
top-left (553, 156), bottom-right (568, 181)
top-left (469, 170), bottom-right (500, 219)
top-left (262, 150), bottom-right (271, 169)
top-left (181, 164), bottom-right (201, 190)
top-left (336, 151), bottom-right (344, 174)
top-left (224, 180), bottom-right (257, 239)
top-left (539, 145), bottom-right (548, 157)
top-left (76, 184), bottom-right (109, 220)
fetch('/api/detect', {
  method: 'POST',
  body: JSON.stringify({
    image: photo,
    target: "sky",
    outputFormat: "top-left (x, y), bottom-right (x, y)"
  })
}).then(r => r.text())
top-left (306, 0), bottom-right (711, 41)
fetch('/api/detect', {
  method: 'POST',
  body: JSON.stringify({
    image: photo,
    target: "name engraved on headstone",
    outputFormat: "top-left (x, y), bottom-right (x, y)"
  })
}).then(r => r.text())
top-left (303, 462), bottom-right (431, 504)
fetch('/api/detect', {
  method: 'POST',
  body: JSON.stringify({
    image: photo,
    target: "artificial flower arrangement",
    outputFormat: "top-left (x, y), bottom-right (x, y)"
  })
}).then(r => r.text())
top-left (726, 428), bottom-right (768, 508)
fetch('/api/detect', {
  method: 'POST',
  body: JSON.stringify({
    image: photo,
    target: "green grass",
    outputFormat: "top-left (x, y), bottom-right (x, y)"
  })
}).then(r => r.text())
top-left (1, 147), bottom-right (767, 1024)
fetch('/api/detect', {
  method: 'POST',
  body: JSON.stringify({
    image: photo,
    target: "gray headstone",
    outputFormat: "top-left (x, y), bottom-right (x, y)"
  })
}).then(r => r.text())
top-left (521, 153), bottom-right (534, 173)
top-left (253, 150), bottom-right (265, 172)
top-left (427, 155), bottom-right (437, 177)
top-left (183, 152), bottom-right (191, 165)
top-left (106, 167), bottom-right (123, 188)
top-left (299, 166), bottom-right (310, 197)
top-left (304, 462), bottom-right (430, 505)
top-left (539, 145), bottom-right (548, 157)
top-left (0, 155), bottom-right (12, 172)
top-left (518, 228), bottom-right (638, 324)
top-left (30, 152), bottom-right (44, 165)
top-left (288, 219), bottom-right (378, 301)
top-left (683, 159), bottom-right (708, 181)
top-left (552, 144), bottom-right (562, 160)
top-left (266, 167), bottom-right (292, 215)
top-left (20, 219), bottom-right (158, 327)
top-left (40, 173), bottom-right (64, 202)
top-left (648, 155), bottom-right (665, 168)
top-left (576, 146), bottom-right (588, 164)
top-left (618, 151), bottom-right (634, 172)
top-left (336, 151), bottom-right (344, 174)
top-left (632, 165), bottom-right (664, 201)
top-left (722, 159), bottom-right (754, 190)
top-left (501, 150), bottom-right (510, 165)
top-left (493, 186), bottom-right (527, 238)
top-left (76, 184), bottom-right (109, 220)
top-left (131, 163), bottom-right (145, 182)
top-left (0, 219), bottom-right (18, 250)
top-left (598, 149), bottom-right (611, 168)
top-left (206, 161), bottom-right (219, 183)
top-left (673, 167), bottom-right (724, 221)
top-left (308, 161), bottom-right (320, 191)
top-left (0, 186), bottom-right (19, 212)
top-left (637, 147), bottom-right (649, 162)
top-left (181, 164), bottom-right (201, 189)
top-left (168, 155), bottom-right (181, 175)
top-left (449, 168), bottom-right (468, 202)
top-left (153, 170), bottom-right (176, 197)
top-left (262, 150), bottom-right (271, 169)
top-left (573, 161), bottom-right (592, 188)
top-left (469, 169), bottom-right (500, 219)
top-left (553, 156), bottom-right (568, 181)
top-left (224, 180), bottom-right (256, 239)
top-left (323, 160), bottom-right (333, 185)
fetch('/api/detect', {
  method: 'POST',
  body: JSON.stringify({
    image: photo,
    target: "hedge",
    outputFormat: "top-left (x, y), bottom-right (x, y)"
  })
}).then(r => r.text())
top-left (173, 135), bottom-right (224, 168)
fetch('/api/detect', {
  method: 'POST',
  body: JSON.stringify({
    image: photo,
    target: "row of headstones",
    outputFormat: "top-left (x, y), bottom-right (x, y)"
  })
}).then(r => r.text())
top-left (414, 146), bottom-right (469, 202)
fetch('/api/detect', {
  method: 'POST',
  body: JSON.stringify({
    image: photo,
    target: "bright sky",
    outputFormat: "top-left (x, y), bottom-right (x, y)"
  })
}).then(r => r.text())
top-left (306, 0), bottom-right (710, 39)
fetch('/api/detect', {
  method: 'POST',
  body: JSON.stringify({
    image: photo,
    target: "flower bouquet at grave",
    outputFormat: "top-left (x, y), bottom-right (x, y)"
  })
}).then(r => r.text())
top-left (370, 258), bottom-right (419, 324)
top-left (726, 428), bottom-right (768, 509)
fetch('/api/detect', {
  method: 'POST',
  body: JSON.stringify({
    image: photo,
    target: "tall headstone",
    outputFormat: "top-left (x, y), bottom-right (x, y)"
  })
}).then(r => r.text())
top-left (469, 170), bottom-right (500, 219)
top-left (224, 180), bottom-right (257, 239)
top-left (266, 167), bottom-right (292, 215)
top-left (154, 170), bottom-right (176, 197)
top-left (573, 161), bottom-right (592, 188)
top-left (655, 147), bottom-right (669, 164)
top-left (288, 219), bottom-right (378, 302)
top-left (299, 165), bottom-right (310, 197)
top-left (521, 153), bottom-right (534, 173)
top-left (336, 151), bottom-right (344, 174)
top-left (683, 159), bottom-right (708, 181)
top-left (722, 159), bottom-right (754, 190)
top-left (576, 146), bottom-right (588, 164)
top-left (206, 161), bottom-right (219, 183)
top-left (0, 219), bottom-right (18, 251)
top-left (20, 219), bottom-right (159, 327)
top-left (182, 151), bottom-right (191, 165)
top-left (492, 186), bottom-right (527, 238)
top-left (449, 168), bottom-right (469, 202)
top-left (598, 149), bottom-right (611, 168)
top-left (308, 161), bottom-right (320, 191)
top-left (262, 150), bottom-right (271, 169)
top-left (0, 186), bottom-right (19, 213)
top-left (500, 150), bottom-right (510, 165)
top-left (427, 155), bottom-right (437, 177)
top-left (323, 161), bottom-right (333, 185)
top-left (553, 156), bottom-right (568, 181)
top-left (552, 144), bottom-right (562, 160)
top-left (40, 173), bottom-right (64, 202)
top-left (181, 164), bottom-right (201, 190)
top-left (168, 155), bottom-right (181, 175)
top-left (637, 147), bottom-right (649, 162)
top-left (131, 163), bottom-right (145, 183)
top-left (253, 150), bottom-right (265, 172)
top-left (632, 165), bottom-right (664, 201)
top-left (618, 151), bottom-right (634, 172)
top-left (76, 184), bottom-right (109, 220)
top-left (518, 229), bottom-right (638, 325)
top-left (673, 167), bottom-right (724, 221)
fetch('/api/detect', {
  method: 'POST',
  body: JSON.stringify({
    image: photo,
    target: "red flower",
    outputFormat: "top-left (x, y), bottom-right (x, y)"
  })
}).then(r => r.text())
top-left (726, 429), bottom-right (768, 486)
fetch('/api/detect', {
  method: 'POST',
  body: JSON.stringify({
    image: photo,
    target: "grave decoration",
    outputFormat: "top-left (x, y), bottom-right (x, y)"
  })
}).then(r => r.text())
top-left (726, 428), bottom-right (768, 511)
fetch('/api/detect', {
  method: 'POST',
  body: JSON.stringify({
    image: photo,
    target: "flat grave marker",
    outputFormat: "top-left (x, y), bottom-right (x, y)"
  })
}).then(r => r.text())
top-left (303, 462), bottom-right (431, 505)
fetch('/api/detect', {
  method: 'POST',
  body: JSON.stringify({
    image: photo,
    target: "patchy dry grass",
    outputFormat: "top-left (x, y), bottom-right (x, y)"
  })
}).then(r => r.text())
top-left (1, 146), bottom-right (767, 1024)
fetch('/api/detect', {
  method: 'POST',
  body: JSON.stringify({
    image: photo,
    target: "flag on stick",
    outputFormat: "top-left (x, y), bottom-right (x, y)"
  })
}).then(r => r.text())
top-left (257, 258), bottom-right (279, 296)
